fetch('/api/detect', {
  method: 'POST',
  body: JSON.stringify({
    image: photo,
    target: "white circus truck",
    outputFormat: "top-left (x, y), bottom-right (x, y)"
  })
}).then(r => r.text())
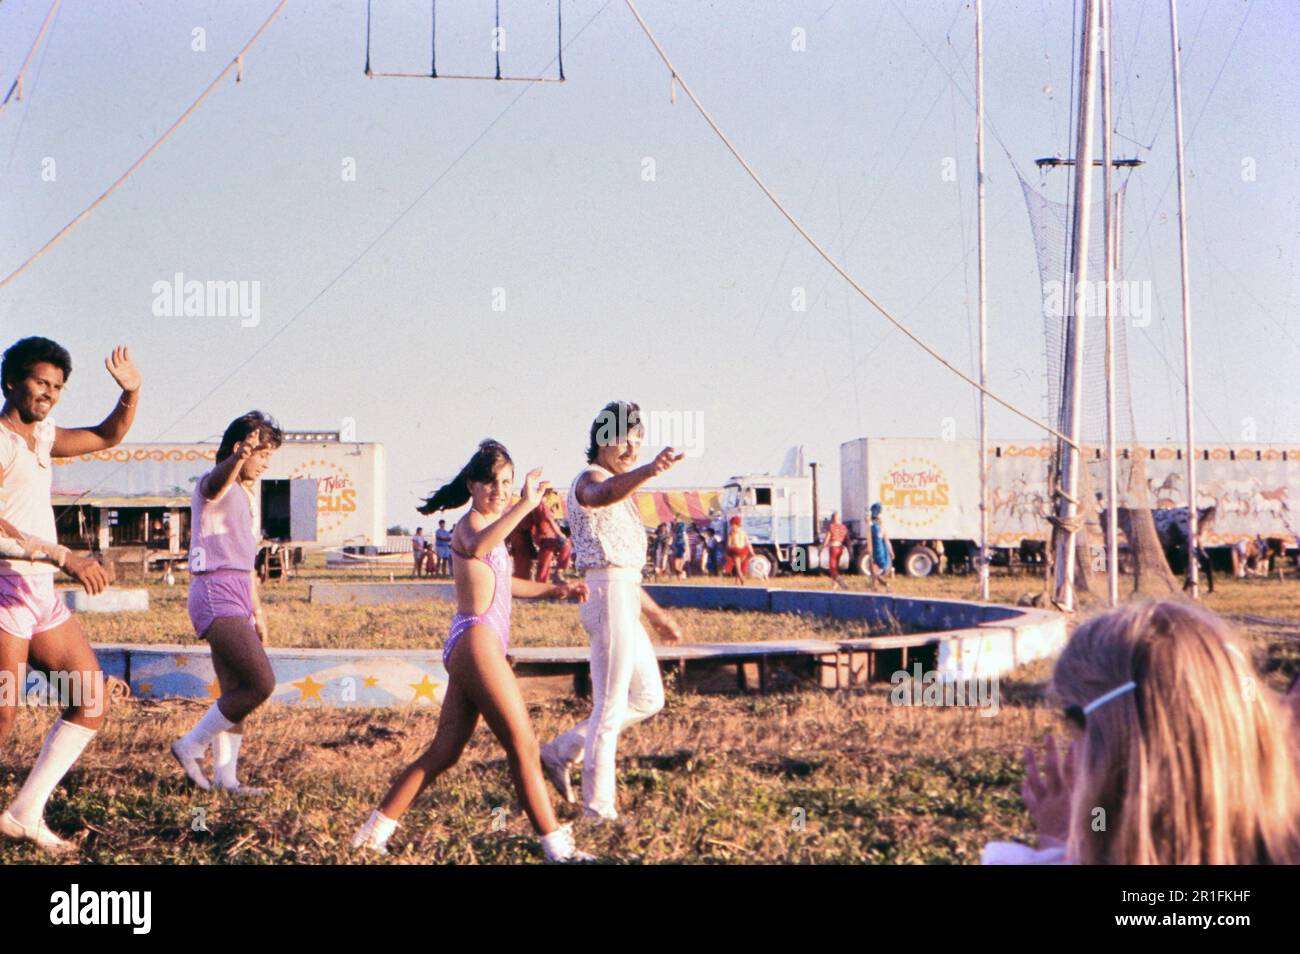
top-left (721, 437), bottom-right (1300, 577)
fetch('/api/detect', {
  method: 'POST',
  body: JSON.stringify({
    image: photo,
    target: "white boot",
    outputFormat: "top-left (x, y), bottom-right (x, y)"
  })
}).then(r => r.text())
top-left (351, 810), bottom-right (397, 855)
top-left (0, 810), bottom-right (76, 855)
top-left (540, 822), bottom-right (594, 863)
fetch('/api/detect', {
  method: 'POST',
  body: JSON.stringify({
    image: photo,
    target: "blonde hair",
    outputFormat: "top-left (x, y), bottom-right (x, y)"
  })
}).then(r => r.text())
top-left (1052, 601), bottom-right (1300, 864)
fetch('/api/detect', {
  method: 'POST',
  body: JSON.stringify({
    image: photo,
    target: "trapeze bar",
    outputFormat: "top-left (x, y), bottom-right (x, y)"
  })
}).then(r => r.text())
top-left (1034, 157), bottom-right (1145, 168)
top-left (366, 69), bottom-right (565, 83)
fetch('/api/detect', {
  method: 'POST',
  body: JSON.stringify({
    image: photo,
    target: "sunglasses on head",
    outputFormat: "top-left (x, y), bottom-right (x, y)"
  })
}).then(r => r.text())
top-left (1062, 680), bottom-right (1137, 729)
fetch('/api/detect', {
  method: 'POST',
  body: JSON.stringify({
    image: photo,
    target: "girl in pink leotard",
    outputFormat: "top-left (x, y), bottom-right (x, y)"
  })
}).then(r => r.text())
top-left (353, 439), bottom-right (592, 862)
top-left (442, 538), bottom-right (510, 664)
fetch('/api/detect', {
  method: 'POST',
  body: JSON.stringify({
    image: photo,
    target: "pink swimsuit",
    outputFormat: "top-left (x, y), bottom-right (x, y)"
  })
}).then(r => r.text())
top-left (443, 542), bottom-right (511, 665)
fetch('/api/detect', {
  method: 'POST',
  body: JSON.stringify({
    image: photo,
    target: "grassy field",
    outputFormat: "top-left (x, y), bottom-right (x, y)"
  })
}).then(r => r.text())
top-left (2, 566), bottom-right (1296, 864)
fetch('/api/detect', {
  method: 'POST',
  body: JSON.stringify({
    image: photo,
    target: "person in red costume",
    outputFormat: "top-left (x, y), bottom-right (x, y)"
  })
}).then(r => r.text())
top-left (533, 490), bottom-right (572, 584)
top-left (722, 516), bottom-right (753, 584)
top-left (820, 511), bottom-right (849, 590)
top-left (506, 505), bottom-right (540, 581)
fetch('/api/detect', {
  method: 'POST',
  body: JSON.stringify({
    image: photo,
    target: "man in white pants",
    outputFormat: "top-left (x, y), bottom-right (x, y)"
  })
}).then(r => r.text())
top-left (0, 337), bottom-right (138, 853)
top-left (540, 401), bottom-right (683, 820)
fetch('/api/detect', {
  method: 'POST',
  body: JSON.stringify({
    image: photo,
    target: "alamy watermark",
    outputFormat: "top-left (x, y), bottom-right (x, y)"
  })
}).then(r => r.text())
top-left (151, 272), bottom-right (261, 327)
top-left (592, 404), bottom-right (706, 458)
top-left (890, 663), bottom-right (1000, 717)
top-left (49, 884), bottom-right (151, 934)
top-left (1042, 278), bottom-right (1152, 327)
top-left (0, 665), bottom-right (105, 717)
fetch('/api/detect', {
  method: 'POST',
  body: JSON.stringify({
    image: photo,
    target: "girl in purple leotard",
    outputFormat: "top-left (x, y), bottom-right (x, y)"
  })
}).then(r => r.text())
top-left (353, 439), bottom-right (592, 862)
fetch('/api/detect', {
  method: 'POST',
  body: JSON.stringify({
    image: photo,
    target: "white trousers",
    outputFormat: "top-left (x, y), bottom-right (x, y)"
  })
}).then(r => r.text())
top-left (550, 567), bottom-right (664, 817)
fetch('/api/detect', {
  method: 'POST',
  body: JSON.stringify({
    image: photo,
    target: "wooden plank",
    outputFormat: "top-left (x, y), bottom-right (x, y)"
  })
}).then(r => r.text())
top-left (837, 634), bottom-right (943, 651)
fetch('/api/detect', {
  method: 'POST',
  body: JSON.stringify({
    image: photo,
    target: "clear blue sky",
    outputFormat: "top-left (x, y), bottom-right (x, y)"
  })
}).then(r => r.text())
top-left (2, 0), bottom-right (1297, 526)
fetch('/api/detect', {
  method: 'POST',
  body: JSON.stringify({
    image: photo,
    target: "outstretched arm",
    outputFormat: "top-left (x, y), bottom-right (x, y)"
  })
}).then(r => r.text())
top-left (511, 578), bottom-right (589, 601)
top-left (0, 514), bottom-right (69, 567)
top-left (51, 346), bottom-right (141, 458)
top-left (0, 515), bottom-right (112, 594)
top-left (200, 435), bottom-right (263, 501)
top-left (575, 447), bottom-right (684, 508)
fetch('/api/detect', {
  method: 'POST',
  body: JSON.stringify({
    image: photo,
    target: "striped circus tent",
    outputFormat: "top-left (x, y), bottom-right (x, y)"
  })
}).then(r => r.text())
top-left (546, 488), bottom-right (722, 529)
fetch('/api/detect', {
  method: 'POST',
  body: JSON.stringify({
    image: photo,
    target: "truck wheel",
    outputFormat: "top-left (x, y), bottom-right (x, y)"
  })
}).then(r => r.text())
top-left (854, 550), bottom-right (874, 576)
top-left (904, 545), bottom-right (940, 578)
top-left (748, 551), bottom-right (775, 579)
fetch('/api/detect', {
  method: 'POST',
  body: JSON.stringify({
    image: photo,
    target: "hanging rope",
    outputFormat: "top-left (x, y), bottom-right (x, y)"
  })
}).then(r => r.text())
top-left (0, 0), bottom-right (63, 117)
top-left (557, 0), bottom-right (565, 82)
top-left (364, 0), bottom-right (373, 76)
top-left (494, 0), bottom-right (502, 80)
top-left (0, 0), bottom-right (291, 292)
top-left (372, 0), bottom-right (566, 82)
top-left (621, 0), bottom-right (1077, 448)
top-left (45, 0), bottom-right (615, 523)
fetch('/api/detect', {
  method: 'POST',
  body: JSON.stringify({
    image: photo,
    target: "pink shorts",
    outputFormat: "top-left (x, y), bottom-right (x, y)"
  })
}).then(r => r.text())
top-left (188, 569), bottom-right (256, 639)
top-left (0, 572), bottom-right (73, 641)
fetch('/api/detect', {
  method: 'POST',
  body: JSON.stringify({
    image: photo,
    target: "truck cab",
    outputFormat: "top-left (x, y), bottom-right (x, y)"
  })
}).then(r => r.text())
top-left (720, 474), bottom-right (827, 575)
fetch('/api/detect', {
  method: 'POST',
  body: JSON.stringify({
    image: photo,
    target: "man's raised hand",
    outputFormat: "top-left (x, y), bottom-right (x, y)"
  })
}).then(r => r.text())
top-left (105, 346), bottom-right (141, 393)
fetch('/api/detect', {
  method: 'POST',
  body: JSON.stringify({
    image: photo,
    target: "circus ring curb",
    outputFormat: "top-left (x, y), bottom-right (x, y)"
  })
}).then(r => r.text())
top-left (77, 584), bottom-right (1067, 708)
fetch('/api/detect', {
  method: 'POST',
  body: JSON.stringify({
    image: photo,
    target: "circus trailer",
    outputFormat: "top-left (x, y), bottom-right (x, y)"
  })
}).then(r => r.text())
top-left (50, 430), bottom-right (386, 566)
top-left (839, 437), bottom-right (1300, 577)
top-left (839, 438), bottom-right (1022, 577)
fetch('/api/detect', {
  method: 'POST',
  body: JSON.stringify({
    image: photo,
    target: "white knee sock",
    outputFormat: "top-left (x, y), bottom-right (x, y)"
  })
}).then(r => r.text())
top-left (352, 810), bottom-right (398, 852)
top-left (178, 703), bottom-right (235, 754)
top-left (6, 718), bottom-right (97, 826)
top-left (213, 731), bottom-right (242, 789)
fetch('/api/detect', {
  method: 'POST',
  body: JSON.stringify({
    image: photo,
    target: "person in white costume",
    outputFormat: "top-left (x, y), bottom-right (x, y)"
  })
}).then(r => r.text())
top-left (540, 401), bottom-right (684, 821)
top-left (0, 337), bottom-right (138, 854)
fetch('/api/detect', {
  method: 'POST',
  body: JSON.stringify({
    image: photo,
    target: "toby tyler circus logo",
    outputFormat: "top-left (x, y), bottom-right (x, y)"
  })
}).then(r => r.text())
top-left (879, 457), bottom-right (951, 529)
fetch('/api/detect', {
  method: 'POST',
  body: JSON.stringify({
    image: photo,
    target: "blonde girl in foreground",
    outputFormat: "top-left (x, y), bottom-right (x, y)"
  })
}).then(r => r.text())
top-left (352, 439), bottom-right (592, 862)
top-left (986, 600), bottom-right (1300, 864)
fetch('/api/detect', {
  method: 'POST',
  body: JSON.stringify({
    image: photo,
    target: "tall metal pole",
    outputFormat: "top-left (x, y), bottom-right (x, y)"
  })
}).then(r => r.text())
top-left (976, 0), bottom-right (990, 602)
top-left (1101, 0), bottom-right (1119, 607)
top-left (1169, 0), bottom-right (1199, 598)
top-left (1052, 0), bottom-right (1100, 612)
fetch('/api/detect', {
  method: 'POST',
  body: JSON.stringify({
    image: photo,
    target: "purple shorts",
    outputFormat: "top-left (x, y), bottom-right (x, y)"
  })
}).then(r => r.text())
top-left (0, 572), bottom-right (72, 640)
top-left (188, 569), bottom-right (256, 639)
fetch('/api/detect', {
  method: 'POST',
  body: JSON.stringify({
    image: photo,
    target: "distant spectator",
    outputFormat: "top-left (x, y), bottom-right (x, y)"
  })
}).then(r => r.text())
top-left (411, 526), bottom-right (427, 578)
top-left (670, 521), bottom-right (689, 579)
top-left (691, 524), bottom-right (709, 575)
top-left (653, 522), bottom-right (671, 579)
top-left (433, 520), bottom-right (453, 576)
top-left (868, 503), bottom-right (892, 590)
top-left (702, 528), bottom-right (721, 575)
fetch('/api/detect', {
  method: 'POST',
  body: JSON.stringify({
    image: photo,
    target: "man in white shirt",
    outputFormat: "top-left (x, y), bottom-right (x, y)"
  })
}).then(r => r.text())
top-left (0, 337), bottom-right (139, 853)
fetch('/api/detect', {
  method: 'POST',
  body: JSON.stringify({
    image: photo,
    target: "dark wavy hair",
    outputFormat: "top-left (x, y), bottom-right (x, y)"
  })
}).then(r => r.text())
top-left (419, 439), bottom-right (514, 515)
top-left (216, 411), bottom-right (284, 463)
top-left (586, 400), bottom-right (643, 464)
top-left (2, 337), bottom-right (72, 397)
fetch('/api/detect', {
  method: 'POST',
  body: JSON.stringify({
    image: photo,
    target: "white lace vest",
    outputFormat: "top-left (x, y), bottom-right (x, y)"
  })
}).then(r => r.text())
top-left (567, 465), bottom-right (647, 571)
